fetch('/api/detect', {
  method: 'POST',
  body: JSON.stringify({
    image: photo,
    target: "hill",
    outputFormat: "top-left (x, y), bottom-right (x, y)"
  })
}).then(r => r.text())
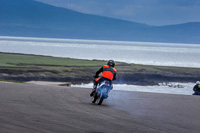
top-left (0, 0), bottom-right (200, 43)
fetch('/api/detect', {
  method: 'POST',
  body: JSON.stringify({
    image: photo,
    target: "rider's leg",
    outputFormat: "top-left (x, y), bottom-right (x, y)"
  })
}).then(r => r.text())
top-left (193, 91), bottom-right (200, 95)
top-left (90, 78), bottom-right (100, 96)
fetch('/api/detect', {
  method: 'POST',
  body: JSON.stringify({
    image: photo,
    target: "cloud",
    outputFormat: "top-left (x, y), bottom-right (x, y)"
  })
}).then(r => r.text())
top-left (157, 0), bottom-right (200, 6)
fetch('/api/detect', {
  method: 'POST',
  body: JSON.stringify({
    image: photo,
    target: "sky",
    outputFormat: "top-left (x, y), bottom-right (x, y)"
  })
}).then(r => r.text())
top-left (35, 0), bottom-right (200, 26)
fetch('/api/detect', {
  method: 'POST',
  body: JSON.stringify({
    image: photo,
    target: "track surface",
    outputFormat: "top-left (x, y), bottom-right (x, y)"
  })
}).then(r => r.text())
top-left (0, 82), bottom-right (200, 133)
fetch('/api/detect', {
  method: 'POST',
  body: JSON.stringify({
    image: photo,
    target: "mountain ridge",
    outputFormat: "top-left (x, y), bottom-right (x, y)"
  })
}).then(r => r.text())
top-left (0, 0), bottom-right (200, 44)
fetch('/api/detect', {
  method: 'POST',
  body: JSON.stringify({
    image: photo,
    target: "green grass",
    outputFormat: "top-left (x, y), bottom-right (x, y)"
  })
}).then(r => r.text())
top-left (0, 52), bottom-right (106, 67)
top-left (1, 52), bottom-right (200, 74)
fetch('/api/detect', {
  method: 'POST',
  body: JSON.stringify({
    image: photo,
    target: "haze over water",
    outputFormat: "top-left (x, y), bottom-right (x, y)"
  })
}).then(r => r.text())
top-left (1, 36), bottom-right (200, 68)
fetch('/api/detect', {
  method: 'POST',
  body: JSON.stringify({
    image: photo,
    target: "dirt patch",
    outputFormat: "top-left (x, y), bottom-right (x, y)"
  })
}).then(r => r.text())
top-left (25, 81), bottom-right (71, 86)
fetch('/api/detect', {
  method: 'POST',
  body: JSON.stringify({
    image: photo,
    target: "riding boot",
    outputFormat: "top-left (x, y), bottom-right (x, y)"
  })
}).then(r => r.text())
top-left (90, 82), bottom-right (97, 97)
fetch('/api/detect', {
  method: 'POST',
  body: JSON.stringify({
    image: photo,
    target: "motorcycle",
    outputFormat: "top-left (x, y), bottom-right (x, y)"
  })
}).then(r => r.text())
top-left (91, 80), bottom-right (113, 105)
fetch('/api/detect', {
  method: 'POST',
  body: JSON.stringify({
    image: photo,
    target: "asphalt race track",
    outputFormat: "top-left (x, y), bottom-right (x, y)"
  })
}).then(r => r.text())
top-left (0, 82), bottom-right (200, 133)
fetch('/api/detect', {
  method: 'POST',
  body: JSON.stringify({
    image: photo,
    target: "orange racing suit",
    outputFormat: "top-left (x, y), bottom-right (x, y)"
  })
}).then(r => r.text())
top-left (94, 65), bottom-right (117, 85)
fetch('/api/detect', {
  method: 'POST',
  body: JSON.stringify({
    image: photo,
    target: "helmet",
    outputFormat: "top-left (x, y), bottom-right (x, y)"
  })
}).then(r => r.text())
top-left (196, 81), bottom-right (200, 84)
top-left (107, 60), bottom-right (115, 67)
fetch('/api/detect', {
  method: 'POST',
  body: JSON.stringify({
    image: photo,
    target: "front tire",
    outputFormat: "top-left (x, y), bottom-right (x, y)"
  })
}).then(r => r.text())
top-left (91, 94), bottom-right (97, 103)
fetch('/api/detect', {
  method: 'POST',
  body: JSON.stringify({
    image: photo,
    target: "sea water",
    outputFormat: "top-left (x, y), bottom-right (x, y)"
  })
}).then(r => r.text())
top-left (1, 36), bottom-right (200, 68)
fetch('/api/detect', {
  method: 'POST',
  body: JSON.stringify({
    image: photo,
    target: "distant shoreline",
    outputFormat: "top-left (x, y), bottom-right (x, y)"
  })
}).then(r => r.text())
top-left (1, 52), bottom-right (200, 85)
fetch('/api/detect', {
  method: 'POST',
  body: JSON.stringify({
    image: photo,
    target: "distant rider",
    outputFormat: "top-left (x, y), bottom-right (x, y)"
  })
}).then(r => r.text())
top-left (90, 60), bottom-right (117, 97)
top-left (193, 81), bottom-right (200, 95)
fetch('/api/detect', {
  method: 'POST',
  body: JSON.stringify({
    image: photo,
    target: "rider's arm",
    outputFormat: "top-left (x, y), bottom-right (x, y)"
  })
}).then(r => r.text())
top-left (113, 73), bottom-right (116, 80)
top-left (95, 66), bottom-right (103, 78)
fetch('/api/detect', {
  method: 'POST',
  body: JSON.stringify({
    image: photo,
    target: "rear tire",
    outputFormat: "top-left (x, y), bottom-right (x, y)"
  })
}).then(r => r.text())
top-left (97, 98), bottom-right (104, 105)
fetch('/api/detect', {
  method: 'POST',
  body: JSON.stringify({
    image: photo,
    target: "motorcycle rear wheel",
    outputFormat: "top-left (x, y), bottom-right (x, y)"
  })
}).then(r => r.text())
top-left (97, 97), bottom-right (104, 105)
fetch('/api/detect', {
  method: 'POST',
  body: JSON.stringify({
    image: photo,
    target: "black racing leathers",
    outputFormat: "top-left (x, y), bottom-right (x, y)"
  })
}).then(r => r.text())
top-left (193, 84), bottom-right (200, 92)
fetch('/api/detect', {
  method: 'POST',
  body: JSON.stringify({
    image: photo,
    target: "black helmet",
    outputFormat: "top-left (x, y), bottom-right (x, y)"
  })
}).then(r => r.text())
top-left (107, 60), bottom-right (115, 67)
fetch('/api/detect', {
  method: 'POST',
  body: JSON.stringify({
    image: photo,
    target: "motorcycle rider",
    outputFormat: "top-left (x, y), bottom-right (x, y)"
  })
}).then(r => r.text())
top-left (90, 60), bottom-right (117, 97)
top-left (193, 81), bottom-right (200, 95)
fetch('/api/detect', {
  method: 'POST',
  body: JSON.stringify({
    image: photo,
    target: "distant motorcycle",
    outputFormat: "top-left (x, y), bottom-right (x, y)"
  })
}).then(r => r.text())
top-left (91, 80), bottom-right (113, 105)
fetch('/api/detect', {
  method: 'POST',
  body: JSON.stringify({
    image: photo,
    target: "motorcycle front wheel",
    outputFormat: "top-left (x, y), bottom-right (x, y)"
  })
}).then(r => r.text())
top-left (91, 94), bottom-right (98, 103)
